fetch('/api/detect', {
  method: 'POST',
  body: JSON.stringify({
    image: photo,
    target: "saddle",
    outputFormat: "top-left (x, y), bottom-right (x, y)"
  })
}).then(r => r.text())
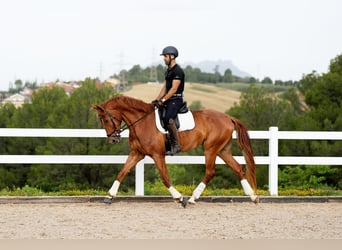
top-left (155, 102), bottom-right (195, 133)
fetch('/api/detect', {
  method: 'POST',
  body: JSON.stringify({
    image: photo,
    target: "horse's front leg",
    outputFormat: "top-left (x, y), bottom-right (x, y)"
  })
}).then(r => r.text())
top-left (187, 150), bottom-right (217, 205)
top-left (104, 151), bottom-right (144, 204)
top-left (153, 155), bottom-right (186, 206)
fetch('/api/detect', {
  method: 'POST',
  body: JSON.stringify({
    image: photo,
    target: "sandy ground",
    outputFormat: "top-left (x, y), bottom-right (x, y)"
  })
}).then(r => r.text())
top-left (0, 201), bottom-right (341, 239)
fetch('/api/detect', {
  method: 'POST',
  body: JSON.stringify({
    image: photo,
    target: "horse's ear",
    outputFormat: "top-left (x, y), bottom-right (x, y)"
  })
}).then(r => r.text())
top-left (92, 105), bottom-right (104, 113)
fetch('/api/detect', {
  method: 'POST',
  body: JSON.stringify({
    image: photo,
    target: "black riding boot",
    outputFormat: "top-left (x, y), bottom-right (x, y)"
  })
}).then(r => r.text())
top-left (166, 119), bottom-right (181, 155)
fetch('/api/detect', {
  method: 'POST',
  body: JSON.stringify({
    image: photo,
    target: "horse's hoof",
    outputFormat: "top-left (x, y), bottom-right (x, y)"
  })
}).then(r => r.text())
top-left (104, 196), bottom-right (113, 204)
top-left (181, 197), bottom-right (188, 208)
top-left (253, 196), bottom-right (259, 205)
top-left (188, 200), bottom-right (196, 205)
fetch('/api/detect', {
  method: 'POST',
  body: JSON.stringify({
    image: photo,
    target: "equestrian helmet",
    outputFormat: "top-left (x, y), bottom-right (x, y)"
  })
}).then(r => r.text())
top-left (160, 46), bottom-right (178, 58)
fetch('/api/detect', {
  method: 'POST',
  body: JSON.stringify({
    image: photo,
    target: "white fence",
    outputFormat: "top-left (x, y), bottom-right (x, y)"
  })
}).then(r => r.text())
top-left (1, 127), bottom-right (341, 196)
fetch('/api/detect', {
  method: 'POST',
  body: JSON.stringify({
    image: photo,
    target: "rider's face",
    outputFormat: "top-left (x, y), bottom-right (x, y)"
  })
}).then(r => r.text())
top-left (163, 55), bottom-right (170, 65)
top-left (163, 54), bottom-right (174, 65)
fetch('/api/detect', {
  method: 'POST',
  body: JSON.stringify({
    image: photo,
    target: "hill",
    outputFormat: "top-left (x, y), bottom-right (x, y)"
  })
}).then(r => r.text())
top-left (123, 82), bottom-right (241, 113)
top-left (183, 59), bottom-right (251, 77)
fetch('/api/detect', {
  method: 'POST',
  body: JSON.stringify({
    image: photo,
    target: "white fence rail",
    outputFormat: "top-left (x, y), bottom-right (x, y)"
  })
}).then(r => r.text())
top-left (1, 127), bottom-right (342, 196)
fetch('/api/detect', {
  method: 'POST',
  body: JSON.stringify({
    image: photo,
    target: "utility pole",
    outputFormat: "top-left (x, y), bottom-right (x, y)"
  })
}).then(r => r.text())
top-left (98, 61), bottom-right (103, 82)
top-left (112, 51), bottom-right (129, 92)
top-left (149, 48), bottom-right (159, 84)
top-left (118, 51), bottom-right (128, 91)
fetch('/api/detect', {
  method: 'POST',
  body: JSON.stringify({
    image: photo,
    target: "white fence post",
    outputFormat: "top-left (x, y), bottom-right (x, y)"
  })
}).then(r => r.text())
top-left (135, 159), bottom-right (145, 196)
top-left (269, 126), bottom-right (279, 196)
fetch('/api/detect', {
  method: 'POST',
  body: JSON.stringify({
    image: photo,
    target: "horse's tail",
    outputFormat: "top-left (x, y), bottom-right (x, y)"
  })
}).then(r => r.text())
top-left (231, 117), bottom-right (257, 191)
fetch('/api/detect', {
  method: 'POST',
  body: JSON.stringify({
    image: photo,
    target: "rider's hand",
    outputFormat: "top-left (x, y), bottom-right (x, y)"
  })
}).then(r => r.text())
top-left (152, 99), bottom-right (162, 108)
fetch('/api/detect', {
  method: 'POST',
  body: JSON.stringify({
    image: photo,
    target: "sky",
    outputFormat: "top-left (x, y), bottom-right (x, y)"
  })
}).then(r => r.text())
top-left (0, 0), bottom-right (341, 90)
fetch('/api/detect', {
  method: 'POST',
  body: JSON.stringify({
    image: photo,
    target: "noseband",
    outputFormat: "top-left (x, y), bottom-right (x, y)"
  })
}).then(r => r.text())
top-left (104, 111), bottom-right (123, 143)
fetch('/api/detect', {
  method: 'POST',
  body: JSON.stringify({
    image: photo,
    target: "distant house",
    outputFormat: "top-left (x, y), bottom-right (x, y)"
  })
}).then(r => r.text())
top-left (42, 81), bottom-right (80, 96)
top-left (104, 78), bottom-right (121, 91)
top-left (1, 93), bottom-right (31, 108)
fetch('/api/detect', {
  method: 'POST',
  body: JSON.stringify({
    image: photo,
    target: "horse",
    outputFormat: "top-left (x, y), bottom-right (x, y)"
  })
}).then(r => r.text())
top-left (92, 96), bottom-right (258, 207)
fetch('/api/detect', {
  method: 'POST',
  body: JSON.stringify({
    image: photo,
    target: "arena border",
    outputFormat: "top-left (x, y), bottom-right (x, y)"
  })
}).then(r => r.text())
top-left (0, 195), bottom-right (342, 204)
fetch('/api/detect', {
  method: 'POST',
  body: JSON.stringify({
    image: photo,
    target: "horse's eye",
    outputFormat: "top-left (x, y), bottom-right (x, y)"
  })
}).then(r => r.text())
top-left (104, 119), bottom-right (109, 124)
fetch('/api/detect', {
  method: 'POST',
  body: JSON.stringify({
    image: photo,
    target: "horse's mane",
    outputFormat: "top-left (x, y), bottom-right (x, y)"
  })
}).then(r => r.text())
top-left (103, 95), bottom-right (153, 113)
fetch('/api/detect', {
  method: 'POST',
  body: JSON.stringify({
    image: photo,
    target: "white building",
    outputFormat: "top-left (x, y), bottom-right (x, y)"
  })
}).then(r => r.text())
top-left (1, 93), bottom-right (31, 108)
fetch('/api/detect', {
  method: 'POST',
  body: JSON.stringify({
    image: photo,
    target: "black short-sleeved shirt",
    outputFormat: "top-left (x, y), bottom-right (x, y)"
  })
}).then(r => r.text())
top-left (165, 64), bottom-right (185, 95)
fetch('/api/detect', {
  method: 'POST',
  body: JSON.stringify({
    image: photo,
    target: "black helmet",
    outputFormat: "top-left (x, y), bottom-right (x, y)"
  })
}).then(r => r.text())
top-left (160, 46), bottom-right (178, 57)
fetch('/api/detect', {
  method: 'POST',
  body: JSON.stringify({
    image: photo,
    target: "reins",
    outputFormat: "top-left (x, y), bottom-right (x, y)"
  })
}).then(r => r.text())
top-left (105, 106), bottom-right (157, 136)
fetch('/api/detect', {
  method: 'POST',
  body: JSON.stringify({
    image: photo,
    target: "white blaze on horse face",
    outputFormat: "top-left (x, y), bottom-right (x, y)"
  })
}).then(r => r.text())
top-left (168, 186), bottom-right (182, 199)
top-left (109, 180), bottom-right (120, 196)
top-left (241, 179), bottom-right (258, 202)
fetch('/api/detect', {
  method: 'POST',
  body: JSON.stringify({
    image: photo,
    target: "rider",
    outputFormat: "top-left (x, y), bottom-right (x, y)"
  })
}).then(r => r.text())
top-left (153, 46), bottom-right (185, 155)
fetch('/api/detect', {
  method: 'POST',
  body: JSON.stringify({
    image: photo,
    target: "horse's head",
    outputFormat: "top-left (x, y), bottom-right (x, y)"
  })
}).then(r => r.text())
top-left (92, 104), bottom-right (122, 144)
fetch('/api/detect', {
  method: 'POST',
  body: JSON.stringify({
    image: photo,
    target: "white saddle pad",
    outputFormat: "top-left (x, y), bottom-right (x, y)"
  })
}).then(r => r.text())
top-left (155, 109), bottom-right (195, 134)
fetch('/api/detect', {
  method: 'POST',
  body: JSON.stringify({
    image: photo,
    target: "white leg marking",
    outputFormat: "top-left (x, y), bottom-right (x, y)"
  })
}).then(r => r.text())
top-left (109, 180), bottom-right (120, 196)
top-left (241, 179), bottom-right (258, 202)
top-left (189, 182), bottom-right (206, 203)
top-left (168, 186), bottom-right (182, 199)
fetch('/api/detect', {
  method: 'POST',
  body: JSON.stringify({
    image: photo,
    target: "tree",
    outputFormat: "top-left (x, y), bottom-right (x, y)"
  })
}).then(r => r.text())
top-left (127, 65), bottom-right (143, 83)
top-left (227, 84), bottom-right (296, 131)
top-left (248, 77), bottom-right (257, 83)
top-left (274, 80), bottom-right (283, 85)
top-left (26, 78), bottom-right (126, 191)
top-left (184, 65), bottom-right (201, 83)
top-left (156, 64), bottom-right (166, 82)
top-left (261, 76), bottom-right (273, 84)
top-left (0, 103), bottom-right (16, 154)
top-left (298, 54), bottom-right (342, 131)
top-left (223, 68), bottom-right (234, 83)
top-left (14, 79), bottom-right (23, 91)
top-left (1, 78), bottom-right (132, 191)
top-left (24, 80), bottom-right (38, 89)
top-left (0, 103), bottom-right (18, 189)
top-left (228, 84), bottom-right (298, 156)
top-left (281, 54), bottom-right (342, 189)
top-left (0, 103), bottom-right (16, 129)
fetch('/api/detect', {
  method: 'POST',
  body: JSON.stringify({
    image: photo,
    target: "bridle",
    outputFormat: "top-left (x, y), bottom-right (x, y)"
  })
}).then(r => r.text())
top-left (102, 107), bottom-right (156, 143)
top-left (103, 111), bottom-right (122, 142)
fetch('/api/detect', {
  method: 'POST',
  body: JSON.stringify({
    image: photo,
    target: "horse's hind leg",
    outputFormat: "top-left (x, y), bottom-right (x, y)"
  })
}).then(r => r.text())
top-left (218, 143), bottom-right (258, 203)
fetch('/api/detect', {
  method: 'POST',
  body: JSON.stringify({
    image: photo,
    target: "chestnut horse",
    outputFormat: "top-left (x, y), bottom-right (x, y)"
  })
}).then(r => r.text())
top-left (92, 96), bottom-right (258, 206)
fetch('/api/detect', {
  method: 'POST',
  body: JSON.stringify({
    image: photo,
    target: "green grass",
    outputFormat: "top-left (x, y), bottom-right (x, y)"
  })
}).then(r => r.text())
top-left (1, 184), bottom-right (341, 197)
top-left (0, 185), bottom-right (108, 196)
